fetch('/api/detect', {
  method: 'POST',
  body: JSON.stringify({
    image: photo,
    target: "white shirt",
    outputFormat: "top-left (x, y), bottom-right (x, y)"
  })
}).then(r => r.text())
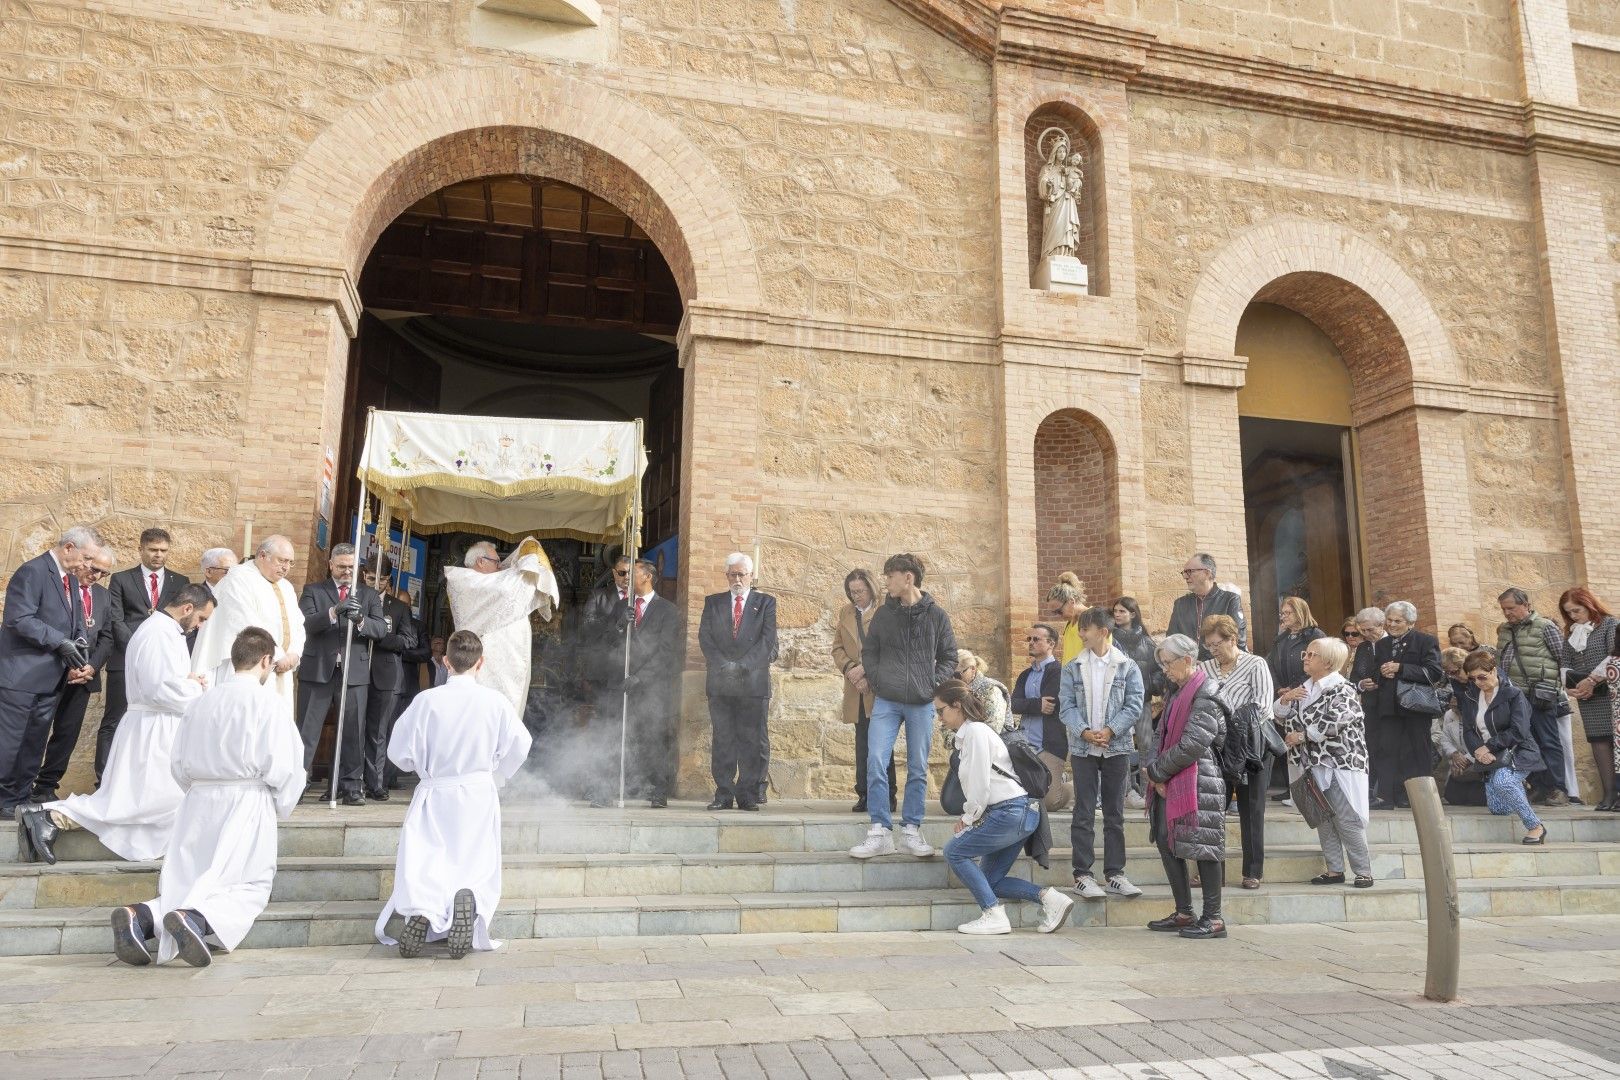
top-left (1084, 649), bottom-right (1111, 731)
top-left (1475, 686), bottom-right (1496, 740)
top-left (730, 587), bottom-right (751, 607)
top-left (1569, 621), bottom-right (1592, 654)
top-left (955, 720), bottom-right (1026, 827)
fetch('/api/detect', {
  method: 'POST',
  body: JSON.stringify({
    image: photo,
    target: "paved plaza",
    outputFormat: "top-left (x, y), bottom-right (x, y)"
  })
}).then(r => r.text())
top-left (8, 914), bottom-right (1620, 1079)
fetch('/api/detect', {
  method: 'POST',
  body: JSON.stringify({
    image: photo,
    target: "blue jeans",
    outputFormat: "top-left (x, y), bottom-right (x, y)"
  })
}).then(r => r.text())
top-left (945, 797), bottom-right (1043, 910)
top-left (867, 697), bottom-right (935, 829)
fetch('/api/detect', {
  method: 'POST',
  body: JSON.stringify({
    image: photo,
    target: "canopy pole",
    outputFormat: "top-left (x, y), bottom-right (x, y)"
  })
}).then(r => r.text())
top-left (331, 407), bottom-right (376, 811)
top-left (617, 419), bottom-right (644, 810)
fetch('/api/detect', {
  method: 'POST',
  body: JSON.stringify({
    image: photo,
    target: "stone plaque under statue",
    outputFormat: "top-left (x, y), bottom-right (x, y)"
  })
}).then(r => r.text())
top-left (1035, 126), bottom-right (1091, 295)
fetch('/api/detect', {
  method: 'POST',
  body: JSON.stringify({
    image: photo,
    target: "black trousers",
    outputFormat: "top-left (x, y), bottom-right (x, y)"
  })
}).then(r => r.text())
top-left (1071, 753), bottom-right (1129, 879)
top-left (853, 703), bottom-right (895, 808)
top-left (1526, 701), bottom-right (1567, 796)
top-left (1152, 798), bottom-right (1221, 919)
top-left (1229, 756), bottom-right (1271, 880)
top-left (1388, 714), bottom-right (1433, 804)
top-left (628, 693), bottom-right (677, 801)
top-left (0, 683), bottom-right (63, 810)
top-left (297, 676), bottom-right (367, 794)
top-left (95, 668), bottom-right (129, 782)
top-left (362, 684), bottom-right (398, 794)
top-left (36, 682), bottom-right (94, 797)
top-left (709, 694), bottom-right (768, 803)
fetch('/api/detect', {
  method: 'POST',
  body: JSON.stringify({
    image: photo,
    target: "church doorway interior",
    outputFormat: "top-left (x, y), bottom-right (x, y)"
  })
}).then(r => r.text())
top-left (1236, 303), bottom-right (1364, 658)
top-left (320, 175), bottom-right (684, 787)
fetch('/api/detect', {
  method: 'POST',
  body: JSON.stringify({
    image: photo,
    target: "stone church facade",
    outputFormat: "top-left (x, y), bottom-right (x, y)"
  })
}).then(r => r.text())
top-left (2, 0), bottom-right (1617, 796)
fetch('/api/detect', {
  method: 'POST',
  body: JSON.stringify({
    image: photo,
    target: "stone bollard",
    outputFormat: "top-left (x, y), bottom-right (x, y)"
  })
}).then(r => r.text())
top-left (1405, 775), bottom-right (1459, 1002)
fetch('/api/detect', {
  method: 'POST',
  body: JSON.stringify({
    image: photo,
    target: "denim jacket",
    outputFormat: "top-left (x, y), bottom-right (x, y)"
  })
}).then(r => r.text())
top-left (1058, 644), bottom-right (1145, 757)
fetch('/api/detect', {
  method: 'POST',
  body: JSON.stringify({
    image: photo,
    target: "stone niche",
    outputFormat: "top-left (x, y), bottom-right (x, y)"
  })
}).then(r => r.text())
top-left (1025, 104), bottom-right (1106, 296)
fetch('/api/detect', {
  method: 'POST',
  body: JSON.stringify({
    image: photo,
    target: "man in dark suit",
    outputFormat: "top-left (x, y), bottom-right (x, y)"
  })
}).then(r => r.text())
top-left (296, 543), bottom-right (386, 805)
top-left (32, 548), bottom-right (117, 802)
top-left (359, 558), bottom-right (417, 801)
top-left (101, 528), bottom-right (191, 781)
top-left (614, 558), bottom-right (683, 807)
top-left (697, 552), bottom-right (777, 811)
top-left (0, 525), bottom-right (103, 820)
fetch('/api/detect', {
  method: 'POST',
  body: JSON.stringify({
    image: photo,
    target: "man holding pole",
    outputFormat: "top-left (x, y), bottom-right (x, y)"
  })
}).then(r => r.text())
top-left (296, 544), bottom-right (387, 805)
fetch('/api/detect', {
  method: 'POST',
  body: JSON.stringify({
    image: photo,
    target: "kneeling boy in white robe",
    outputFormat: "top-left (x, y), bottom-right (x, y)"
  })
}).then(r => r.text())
top-left (23, 585), bottom-right (216, 865)
top-left (110, 627), bottom-right (306, 967)
top-left (375, 629), bottom-right (531, 958)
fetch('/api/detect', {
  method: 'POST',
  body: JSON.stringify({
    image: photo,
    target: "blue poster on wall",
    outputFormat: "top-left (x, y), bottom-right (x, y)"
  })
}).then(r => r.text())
top-left (362, 525), bottom-right (429, 618)
top-left (644, 534), bottom-right (678, 585)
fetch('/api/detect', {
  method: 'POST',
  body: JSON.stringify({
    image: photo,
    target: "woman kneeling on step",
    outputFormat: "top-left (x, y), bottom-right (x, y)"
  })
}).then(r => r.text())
top-left (1460, 647), bottom-right (1548, 845)
top-left (938, 679), bottom-right (1075, 936)
top-left (1275, 637), bottom-right (1375, 889)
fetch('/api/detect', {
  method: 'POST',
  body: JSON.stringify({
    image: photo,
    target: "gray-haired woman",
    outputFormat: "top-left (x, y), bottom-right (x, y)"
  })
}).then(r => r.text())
top-left (1143, 634), bottom-right (1227, 940)
top-left (1275, 637), bottom-right (1374, 888)
top-left (1373, 601), bottom-right (1443, 809)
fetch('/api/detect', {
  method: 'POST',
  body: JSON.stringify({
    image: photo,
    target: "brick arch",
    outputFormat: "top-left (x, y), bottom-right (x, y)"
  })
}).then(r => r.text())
top-left (1033, 408), bottom-right (1120, 605)
top-left (259, 66), bottom-right (761, 309)
top-left (1183, 218), bottom-right (1459, 389)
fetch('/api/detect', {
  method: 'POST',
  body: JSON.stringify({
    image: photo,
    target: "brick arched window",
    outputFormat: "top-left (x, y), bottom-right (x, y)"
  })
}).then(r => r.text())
top-left (1034, 410), bottom-right (1120, 604)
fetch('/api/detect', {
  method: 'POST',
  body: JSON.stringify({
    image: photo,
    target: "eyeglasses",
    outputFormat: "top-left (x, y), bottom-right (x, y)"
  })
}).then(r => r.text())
top-left (477, 555), bottom-right (499, 565)
top-left (1180, 569), bottom-right (1203, 578)
top-left (83, 566), bottom-right (109, 579)
top-left (613, 569), bottom-right (630, 577)
top-left (1024, 636), bottom-right (1047, 643)
top-left (1344, 631), bottom-right (1362, 639)
top-left (1469, 673), bottom-right (1493, 683)
top-left (725, 571), bottom-right (750, 580)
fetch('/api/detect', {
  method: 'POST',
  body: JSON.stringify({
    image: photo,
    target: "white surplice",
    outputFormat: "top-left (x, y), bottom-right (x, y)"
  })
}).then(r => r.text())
top-left (189, 561), bottom-right (305, 725)
top-left (442, 537), bottom-right (558, 715)
top-left (374, 673), bottom-right (532, 951)
top-left (146, 672), bottom-right (306, 963)
top-left (46, 612), bottom-right (203, 860)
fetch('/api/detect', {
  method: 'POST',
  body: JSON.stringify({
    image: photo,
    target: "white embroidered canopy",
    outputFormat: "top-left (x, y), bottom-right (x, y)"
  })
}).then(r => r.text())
top-left (357, 410), bottom-right (647, 544)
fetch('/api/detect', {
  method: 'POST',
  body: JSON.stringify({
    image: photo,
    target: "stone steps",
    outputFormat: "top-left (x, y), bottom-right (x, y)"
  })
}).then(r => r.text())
top-left (6, 873), bottom-right (1620, 956)
top-left (5, 841), bottom-right (1617, 910)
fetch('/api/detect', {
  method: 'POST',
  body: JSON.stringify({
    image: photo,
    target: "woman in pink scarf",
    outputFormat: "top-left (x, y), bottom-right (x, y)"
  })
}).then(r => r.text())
top-left (1143, 633), bottom-right (1229, 939)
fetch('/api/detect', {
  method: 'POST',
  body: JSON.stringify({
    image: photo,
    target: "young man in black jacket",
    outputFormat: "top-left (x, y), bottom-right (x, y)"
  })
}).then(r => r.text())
top-left (848, 553), bottom-right (957, 860)
top-left (1009, 623), bottom-right (1072, 811)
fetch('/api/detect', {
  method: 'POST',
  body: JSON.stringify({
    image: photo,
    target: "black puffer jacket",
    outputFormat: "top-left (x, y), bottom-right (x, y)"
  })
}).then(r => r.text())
top-left (1113, 624), bottom-right (1163, 701)
top-left (1144, 679), bottom-right (1228, 863)
top-left (861, 592), bottom-right (958, 705)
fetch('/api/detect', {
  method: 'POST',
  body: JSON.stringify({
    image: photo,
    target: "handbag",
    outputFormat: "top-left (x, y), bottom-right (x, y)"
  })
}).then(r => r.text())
top-left (1397, 678), bottom-right (1443, 716)
top-left (940, 749), bottom-right (965, 817)
top-left (1289, 769), bottom-right (1332, 829)
top-left (1257, 712), bottom-right (1287, 760)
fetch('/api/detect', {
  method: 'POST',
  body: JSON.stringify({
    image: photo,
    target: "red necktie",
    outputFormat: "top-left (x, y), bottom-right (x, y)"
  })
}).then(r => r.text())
top-left (63, 573), bottom-right (73, 610)
top-left (635, 596), bottom-right (646, 627)
top-left (732, 594), bottom-right (743, 637)
top-left (80, 585), bottom-right (92, 623)
top-left (149, 571), bottom-right (159, 609)
top-left (338, 584), bottom-right (349, 603)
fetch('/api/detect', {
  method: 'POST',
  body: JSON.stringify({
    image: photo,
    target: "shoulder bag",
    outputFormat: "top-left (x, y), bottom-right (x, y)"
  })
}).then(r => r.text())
top-left (1289, 769), bottom-right (1332, 829)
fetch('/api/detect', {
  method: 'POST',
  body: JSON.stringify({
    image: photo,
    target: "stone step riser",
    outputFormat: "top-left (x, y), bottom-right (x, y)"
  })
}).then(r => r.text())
top-left (23, 813), bottom-right (1620, 864)
top-left (10, 879), bottom-right (1620, 957)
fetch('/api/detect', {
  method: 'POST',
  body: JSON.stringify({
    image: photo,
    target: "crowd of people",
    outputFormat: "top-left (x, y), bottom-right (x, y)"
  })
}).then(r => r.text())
top-left (6, 521), bottom-right (1618, 955)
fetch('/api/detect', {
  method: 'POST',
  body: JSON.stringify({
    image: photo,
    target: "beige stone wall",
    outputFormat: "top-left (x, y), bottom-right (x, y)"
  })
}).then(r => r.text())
top-left (1102, 0), bottom-right (1521, 100)
top-left (1576, 46), bottom-right (1620, 114)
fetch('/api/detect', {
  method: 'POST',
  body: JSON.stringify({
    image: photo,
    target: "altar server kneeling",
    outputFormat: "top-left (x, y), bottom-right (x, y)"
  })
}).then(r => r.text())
top-left (111, 627), bottom-right (306, 967)
top-left (375, 630), bottom-right (531, 958)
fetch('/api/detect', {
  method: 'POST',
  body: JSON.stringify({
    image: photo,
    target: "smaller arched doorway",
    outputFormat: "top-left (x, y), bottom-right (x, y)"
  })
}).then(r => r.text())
top-left (1033, 410), bottom-right (1120, 606)
top-left (1237, 303), bottom-right (1361, 656)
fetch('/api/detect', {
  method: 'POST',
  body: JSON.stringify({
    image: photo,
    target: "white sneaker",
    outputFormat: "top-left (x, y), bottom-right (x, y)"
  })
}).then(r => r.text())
top-left (849, 826), bottom-right (895, 859)
top-left (1073, 874), bottom-right (1106, 900)
top-left (957, 904), bottom-right (1012, 935)
top-left (898, 824), bottom-right (934, 858)
top-left (1106, 874), bottom-right (1143, 899)
top-left (1038, 888), bottom-right (1075, 933)
top-left (1280, 797), bottom-right (1295, 809)
top-left (1124, 789), bottom-right (1146, 810)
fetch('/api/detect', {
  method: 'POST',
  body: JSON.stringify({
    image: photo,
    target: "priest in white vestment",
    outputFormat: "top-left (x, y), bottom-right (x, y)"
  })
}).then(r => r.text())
top-left (190, 535), bottom-right (305, 725)
top-left (23, 585), bottom-right (216, 864)
top-left (375, 630), bottom-right (532, 958)
top-left (442, 538), bottom-right (558, 716)
top-left (109, 627), bottom-right (306, 967)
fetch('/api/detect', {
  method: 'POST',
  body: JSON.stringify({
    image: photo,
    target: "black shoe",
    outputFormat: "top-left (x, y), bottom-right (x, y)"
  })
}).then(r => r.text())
top-left (1394, 800), bottom-right (1410, 809)
top-left (736, 801), bottom-right (760, 812)
top-left (20, 808), bottom-right (58, 865)
top-left (1352, 877), bottom-right (1375, 889)
top-left (648, 798), bottom-right (667, 809)
top-left (1523, 826), bottom-right (1547, 845)
top-left (852, 800), bottom-right (868, 813)
top-left (365, 789), bottom-right (390, 802)
top-left (111, 906), bottom-right (152, 967)
top-left (1148, 911), bottom-right (1195, 932)
top-left (706, 798), bottom-right (733, 811)
top-left (30, 788), bottom-right (56, 804)
top-left (1180, 916), bottom-right (1227, 940)
top-left (1269, 791), bottom-right (1289, 802)
top-left (397, 915), bottom-right (429, 959)
top-left (1310, 872), bottom-right (1346, 886)
top-left (163, 909), bottom-right (212, 968)
top-left (447, 888), bottom-right (476, 959)
top-left (341, 792), bottom-right (365, 807)
top-left (1370, 799), bottom-right (1394, 811)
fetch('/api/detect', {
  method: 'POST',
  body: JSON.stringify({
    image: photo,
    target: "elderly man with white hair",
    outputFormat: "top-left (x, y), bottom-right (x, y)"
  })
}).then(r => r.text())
top-left (698, 552), bottom-right (778, 810)
top-left (1369, 600), bottom-right (1443, 809)
top-left (199, 547), bottom-right (238, 588)
top-left (190, 536), bottom-right (305, 726)
top-left (441, 537), bottom-right (558, 717)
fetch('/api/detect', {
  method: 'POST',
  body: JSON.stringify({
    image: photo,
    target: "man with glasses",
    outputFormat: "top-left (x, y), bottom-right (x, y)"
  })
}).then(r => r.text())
top-left (699, 552), bottom-right (777, 811)
top-left (1166, 553), bottom-right (1246, 660)
top-left (1009, 624), bottom-right (1072, 811)
top-left (102, 528), bottom-right (191, 783)
top-left (190, 535), bottom-right (306, 727)
top-left (31, 547), bottom-right (118, 802)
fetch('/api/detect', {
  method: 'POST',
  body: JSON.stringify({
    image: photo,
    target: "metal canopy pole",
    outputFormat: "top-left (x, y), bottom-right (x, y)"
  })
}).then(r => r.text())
top-left (617, 419), bottom-right (645, 809)
top-left (330, 406), bottom-right (377, 811)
